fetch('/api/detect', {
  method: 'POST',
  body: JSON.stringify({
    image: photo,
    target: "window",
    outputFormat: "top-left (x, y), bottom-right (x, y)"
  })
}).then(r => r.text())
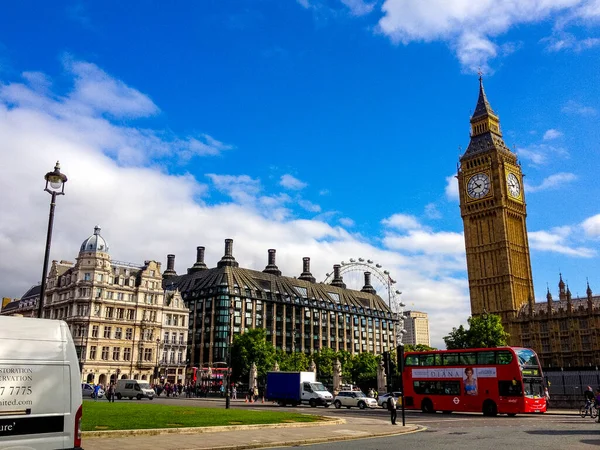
top-left (92, 325), bottom-right (99, 338)
top-left (143, 348), bottom-right (153, 361)
top-left (405, 355), bottom-right (419, 366)
top-left (442, 353), bottom-right (459, 366)
top-left (115, 327), bottom-right (123, 339)
top-left (103, 326), bottom-right (112, 338)
top-left (164, 332), bottom-right (169, 342)
top-left (413, 380), bottom-right (461, 395)
top-left (178, 351), bottom-right (183, 363)
top-left (125, 328), bottom-right (133, 340)
top-left (84, 273), bottom-right (91, 281)
top-left (123, 348), bottom-right (131, 361)
top-left (179, 333), bottom-right (184, 344)
top-left (117, 308), bottom-right (124, 319)
top-left (105, 307), bottom-right (113, 319)
top-left (89, 346), bottom-right (97, 359)
top-left (101, 346), bottom-right (109, 360)
top-left (496, 350), bottom-right (513, 365)
top-left (498, 380), bottom-right (523, 397)
top-left (112, 347), bottom-right (120, 360)
top-left (477, 351), bottom-right (495, 365)
top-left (166, 314), bottom-right (172, 326)
top-left (127, 309), bottom-right (135, 320)
top-left (459, 353), bottom-right (476, 365)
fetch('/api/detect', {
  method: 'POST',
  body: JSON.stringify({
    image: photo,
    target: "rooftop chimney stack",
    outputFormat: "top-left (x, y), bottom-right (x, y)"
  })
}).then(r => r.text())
top-left (330, 264), bottom-right (346, 289)
top-left (217, 239), bottom-right (239, 268)
top-left (263, 249), bottom-right (282, 276)
top-left (163, 254), bottom-right (178, 279)
top-left (298, 257), bottom-right (316, 283)
top-left (361, 271), bottom-right (376, 294)
top-left (188, 246), bottom-right (208, 274)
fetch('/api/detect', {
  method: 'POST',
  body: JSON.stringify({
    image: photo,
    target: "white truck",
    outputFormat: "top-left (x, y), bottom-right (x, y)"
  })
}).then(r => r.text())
top-left (0, 316), bottom-right (83, 449)
top-left (266, 371), bottom-right (333, 407)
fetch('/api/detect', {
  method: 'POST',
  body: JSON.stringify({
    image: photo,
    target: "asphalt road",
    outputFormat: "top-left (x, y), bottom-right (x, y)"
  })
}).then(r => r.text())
top-left (88, 396), bottom-right (600, 449)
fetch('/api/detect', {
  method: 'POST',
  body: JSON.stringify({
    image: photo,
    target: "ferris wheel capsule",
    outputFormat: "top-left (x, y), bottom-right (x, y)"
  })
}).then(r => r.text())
top-left (376, 264), bottom-right (382, 268)
top-left (367, 259), bottom-right (373, 264)
top-left (358, 258), bottom-right (364, 262)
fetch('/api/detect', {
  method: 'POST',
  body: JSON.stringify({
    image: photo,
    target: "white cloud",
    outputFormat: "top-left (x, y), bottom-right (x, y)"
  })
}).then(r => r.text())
top-left (562, 100), bottom-right (598, 115)
top-left (544, 32), bottom-right (600, 51)
top-left (0, 60), bottom-right (474, 349)
top-left (517, 143), bottom-right (569, 166)
top-left (445, 175), bottom-right (459, 201)
top-left (424, 203), bottom-right (442, 220)
top-left (582, 214), bottom-right (600, 238)
top-left (340, 0), bottom-right (375, 16)
top-left (383, 230), bottom-right (466, 256)
top-left (525, 172), bottom-right (577, 192)
top-left (280, 174), bottom-right (308, 190)
top-left (298, 199), bottom-right (322, 213)
top-left (543, 129), bottom-right (563, 140)
top-left (529, 228), bottom-right (595, 257)
top-left (339, 217), bottom-right (355, 227)
top-left (378, 0), bottom-right (590, 72)
top-left (381, 214), bottom-right (421, 230)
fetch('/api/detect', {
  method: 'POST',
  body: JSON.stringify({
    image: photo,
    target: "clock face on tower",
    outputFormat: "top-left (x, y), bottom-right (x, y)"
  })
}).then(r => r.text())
top-left (506, 173), bottom-right (521, 198)
top-left (467, 173), bottom-right (490, 199)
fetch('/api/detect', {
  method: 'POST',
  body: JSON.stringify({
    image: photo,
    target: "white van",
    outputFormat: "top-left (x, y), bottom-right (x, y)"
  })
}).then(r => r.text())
top-left (115, 379), bottom-right (155, 400)
top-left (0, 316), bottom-right (83, 449)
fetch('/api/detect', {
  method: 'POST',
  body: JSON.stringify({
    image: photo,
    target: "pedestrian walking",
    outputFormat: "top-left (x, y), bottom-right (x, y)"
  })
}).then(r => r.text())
top-left (388, 395), bottom-right (397, 425)
top-left (93, 384), bottom-right (100, 401)
top-left (232, 386), bottom-right (237, 400)
top-left (107, 382), bottom-right (115, 402)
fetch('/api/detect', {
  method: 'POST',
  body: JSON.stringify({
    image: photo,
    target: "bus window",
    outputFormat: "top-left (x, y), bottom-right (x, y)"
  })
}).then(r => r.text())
top-left (498, 380), bottom-right (522, 397)
top-left (421, 354), bottom-right (436, 366)
top-left (442, 353), bottom-right (459, 366)
top-left (496, 351), bottom-right (513, 365)
top-left (434, 354), bottom-right (442, 366)
top-left (413, 380), bottom-right (460, 395)
top-left (405, 355), bottom-right (419, 366)
top-left (477, 351), bottom-right (495, 365)
top-left (459, 352), bottom-right (476, 365)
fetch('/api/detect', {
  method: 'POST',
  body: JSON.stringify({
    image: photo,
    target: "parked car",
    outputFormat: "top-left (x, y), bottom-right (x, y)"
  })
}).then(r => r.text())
top-left (82, 382), bottom-right (105, 399)
top-left (115, 379), bottom-right (155, 400)
top-left (333, 390), bottom-right (378, 409)
top-left (377, 391), bottom-right (402, 409)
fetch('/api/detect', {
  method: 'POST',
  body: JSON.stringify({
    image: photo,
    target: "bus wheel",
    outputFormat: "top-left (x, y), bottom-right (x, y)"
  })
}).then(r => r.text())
top-left (482, 400), bottom-right (498, 416)
top-left (507, 413), bottom-right (517, 417)
top-left (421, 399), bottom-right (435, 414)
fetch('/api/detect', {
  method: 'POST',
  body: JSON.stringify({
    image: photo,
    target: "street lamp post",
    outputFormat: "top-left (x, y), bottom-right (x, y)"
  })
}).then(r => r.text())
top-left (291, 329), bottom-right (297, 371)
top-left (38, 161), bottom-right (68, 319)
top-left (155, 338), bottom-right (161, 384)
top-left (225, 302), bottom-right (234, 409)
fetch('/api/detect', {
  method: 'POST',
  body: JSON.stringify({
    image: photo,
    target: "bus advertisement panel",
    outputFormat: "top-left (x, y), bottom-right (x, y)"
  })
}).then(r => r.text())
top-left (402, 347), bottom-right (546, 416)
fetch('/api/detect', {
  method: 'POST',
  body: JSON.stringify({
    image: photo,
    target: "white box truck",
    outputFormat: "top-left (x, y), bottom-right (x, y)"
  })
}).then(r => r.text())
top-left (0, 317), bottom-right (83, 449)
top-left (266, 371), bottom-right (333, 407)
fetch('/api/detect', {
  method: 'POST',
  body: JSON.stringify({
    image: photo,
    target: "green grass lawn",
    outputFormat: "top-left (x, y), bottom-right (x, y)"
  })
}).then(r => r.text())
top-left (82, 402), bottom-right (322, 431)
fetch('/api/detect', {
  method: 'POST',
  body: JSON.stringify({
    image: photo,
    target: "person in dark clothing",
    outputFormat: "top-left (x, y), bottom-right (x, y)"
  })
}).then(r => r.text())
top-left (584, 386), bottom-right (595, 416)
top-left (387, 395), bottom-right (397, 425)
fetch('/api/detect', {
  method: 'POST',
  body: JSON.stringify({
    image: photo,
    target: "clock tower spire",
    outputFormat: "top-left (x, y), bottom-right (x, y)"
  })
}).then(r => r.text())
top-left (457, 78), bottom-right (535, 339)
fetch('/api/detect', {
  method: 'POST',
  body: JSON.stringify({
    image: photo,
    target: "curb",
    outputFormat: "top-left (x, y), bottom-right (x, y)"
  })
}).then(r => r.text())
top-left (192, 425), bottom-right (425, 450)
top-left (83, 416), bottom-right (344, 439)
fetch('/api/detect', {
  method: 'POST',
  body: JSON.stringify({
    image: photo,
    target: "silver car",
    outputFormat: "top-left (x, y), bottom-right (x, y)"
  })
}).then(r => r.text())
top-left (333, 390), bottom-right (378, 409)
top-left (81, 382), bottom-right (105, 399)
top-left (377, 391), bottom-right (402, 408)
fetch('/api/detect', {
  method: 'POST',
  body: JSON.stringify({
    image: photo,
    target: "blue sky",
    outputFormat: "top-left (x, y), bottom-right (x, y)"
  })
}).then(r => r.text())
top-left (1, 0), bottom-right (599, 347)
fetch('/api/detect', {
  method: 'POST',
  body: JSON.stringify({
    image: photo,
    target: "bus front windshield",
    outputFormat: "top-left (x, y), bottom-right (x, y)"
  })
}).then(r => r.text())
top-left (515, 348), bottom-right (540, 368)
top-left (522, 378), bottom-right (545, 398)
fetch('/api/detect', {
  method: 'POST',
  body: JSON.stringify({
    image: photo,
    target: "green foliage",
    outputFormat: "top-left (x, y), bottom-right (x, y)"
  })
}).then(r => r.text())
top-left (275, 349), bottom-right (310, 372)
top-left (314, 347), bottom-right (337, 379)
top-left (444, 314), bottom-right (509, 349)
top-left (230, 328), bottom-right (275, 382)
top-left (404, 344), bottom-right (437, 352)
top-left (349, 352), bottom-right (379, 383)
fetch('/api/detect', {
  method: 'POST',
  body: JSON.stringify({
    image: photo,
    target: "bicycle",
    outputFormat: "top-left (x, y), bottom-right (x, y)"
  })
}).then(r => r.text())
top-left (579, 401), bottom-right (598, 418)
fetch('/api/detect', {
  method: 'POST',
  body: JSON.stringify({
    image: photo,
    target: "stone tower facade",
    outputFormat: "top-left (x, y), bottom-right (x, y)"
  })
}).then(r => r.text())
top-left (457, 78), bottom-right (535, 341)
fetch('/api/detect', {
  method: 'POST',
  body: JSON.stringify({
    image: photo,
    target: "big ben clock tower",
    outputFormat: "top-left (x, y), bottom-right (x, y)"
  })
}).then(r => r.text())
top-left (458, 77), bottom-right (535, 336)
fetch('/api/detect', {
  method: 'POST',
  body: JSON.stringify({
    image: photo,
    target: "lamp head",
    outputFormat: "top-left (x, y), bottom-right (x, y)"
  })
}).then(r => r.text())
top-left (44, 161), bottom-right (68, 194)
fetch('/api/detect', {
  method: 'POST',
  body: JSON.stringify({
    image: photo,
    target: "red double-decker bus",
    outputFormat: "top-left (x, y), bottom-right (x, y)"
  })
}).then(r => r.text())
top-left (402, 347), bottom-right (546, 416)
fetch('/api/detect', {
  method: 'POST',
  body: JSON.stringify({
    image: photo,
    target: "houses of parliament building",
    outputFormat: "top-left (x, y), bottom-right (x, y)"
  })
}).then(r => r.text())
top-left (457, 77), bottom-right (599, 369)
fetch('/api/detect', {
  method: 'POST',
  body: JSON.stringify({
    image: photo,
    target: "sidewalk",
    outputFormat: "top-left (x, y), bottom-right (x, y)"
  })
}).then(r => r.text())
top-left (82, 415), bottom-right (420, 450)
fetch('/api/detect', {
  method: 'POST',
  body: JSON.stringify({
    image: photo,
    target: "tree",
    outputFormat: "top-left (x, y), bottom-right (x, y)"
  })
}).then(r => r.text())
top-left (275, 349), bottom-right (309, 372)
top-left (404, 344), bottom-right (437, 352)
top-left (444, 314), bottom-right (509, 349)
top-left (230, 329), bottom-right (276, 382)
top-left (349, 352), bottom-right (379, 384)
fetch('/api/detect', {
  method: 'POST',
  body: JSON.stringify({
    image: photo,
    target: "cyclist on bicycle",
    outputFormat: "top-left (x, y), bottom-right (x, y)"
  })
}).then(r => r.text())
top-left (584, 386), bottom-right (595, 414)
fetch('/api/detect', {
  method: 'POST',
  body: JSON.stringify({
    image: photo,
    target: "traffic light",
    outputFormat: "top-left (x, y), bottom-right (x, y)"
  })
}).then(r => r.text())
top-left (397, 344), bottom-right (405, 374)
top-left (382, 351), bottom-right (390, 375)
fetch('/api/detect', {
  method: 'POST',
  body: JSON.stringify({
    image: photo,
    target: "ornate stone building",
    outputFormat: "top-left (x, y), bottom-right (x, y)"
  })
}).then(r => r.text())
top-left (163, 240), bottom-right (398, 368)
top-left (458, 79), bottom-right (600, 367)
top-left (42, 226), bottom-right (189, 385)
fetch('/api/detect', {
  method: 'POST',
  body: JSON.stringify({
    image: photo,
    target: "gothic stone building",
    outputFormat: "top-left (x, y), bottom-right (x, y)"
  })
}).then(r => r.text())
top-left (162, 239), bottom-right (398, 368)
top-left (43, 226), bottom-right (189, 385)
top-left (457, 78), bottom-right (599, 367)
